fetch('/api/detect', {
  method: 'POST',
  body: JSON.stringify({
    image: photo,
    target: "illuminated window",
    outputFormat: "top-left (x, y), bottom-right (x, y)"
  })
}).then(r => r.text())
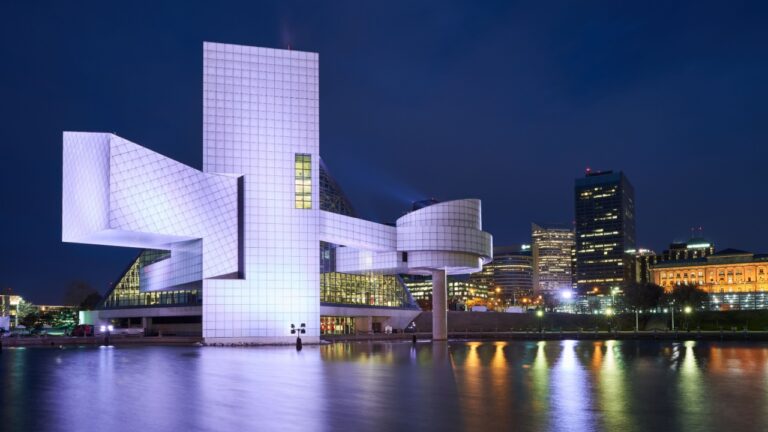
top-left (295, 154), bottom-right (312, 209)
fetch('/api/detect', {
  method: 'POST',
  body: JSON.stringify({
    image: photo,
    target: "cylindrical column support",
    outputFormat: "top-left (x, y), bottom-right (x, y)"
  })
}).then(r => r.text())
top-left (431, 269), bottom-right (448, 341)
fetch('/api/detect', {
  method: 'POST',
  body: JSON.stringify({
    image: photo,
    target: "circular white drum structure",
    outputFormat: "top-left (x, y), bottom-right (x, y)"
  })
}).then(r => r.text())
top-left (396, 199), bottom-right (493, 275)
top-left (396, 199), bottom-right (493, 341)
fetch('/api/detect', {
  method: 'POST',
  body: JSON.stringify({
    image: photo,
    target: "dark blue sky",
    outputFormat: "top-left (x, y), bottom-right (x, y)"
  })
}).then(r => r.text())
top-left (1, 1), bottom-right (767, 303)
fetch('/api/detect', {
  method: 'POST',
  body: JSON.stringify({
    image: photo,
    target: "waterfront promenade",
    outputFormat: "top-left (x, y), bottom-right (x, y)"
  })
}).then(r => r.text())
top-left (323, 329), bottom-right (768, 342)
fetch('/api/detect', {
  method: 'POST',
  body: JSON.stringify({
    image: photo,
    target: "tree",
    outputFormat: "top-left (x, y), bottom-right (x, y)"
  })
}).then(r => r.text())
top-left (16, 299), bottom-right (37, 326)
top-left (63, 280), bottom-right (99, 307)
top-left (623, 283), bottom-right (665, 312)
top-left (542, 294), bottom-right (559, 312)
top-left (666, 284), bottom-right (708, 310)
top-left (79, 292), bottom-right (103, 310)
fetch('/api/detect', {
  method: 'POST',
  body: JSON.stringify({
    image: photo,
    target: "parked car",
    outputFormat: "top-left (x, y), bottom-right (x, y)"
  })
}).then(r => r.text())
top-left (71, 324), bottom-right (94, 337)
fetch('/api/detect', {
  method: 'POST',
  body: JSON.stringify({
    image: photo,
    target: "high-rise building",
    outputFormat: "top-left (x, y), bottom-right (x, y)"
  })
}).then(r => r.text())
top-left (469, 245), bottom-right (533, 303)
top-left (626, 248), bottom-right (657, 285)
top-left (574, 170), bottom-right (636, 293)
top-left (531, 224), bottom-right (575, 296)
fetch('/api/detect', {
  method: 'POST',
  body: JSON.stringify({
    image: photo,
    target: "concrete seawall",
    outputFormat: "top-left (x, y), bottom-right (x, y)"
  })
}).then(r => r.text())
top-left (1, 336), bottom-right (201, 347)
top-left (413, 310), bottom-right (768, 333)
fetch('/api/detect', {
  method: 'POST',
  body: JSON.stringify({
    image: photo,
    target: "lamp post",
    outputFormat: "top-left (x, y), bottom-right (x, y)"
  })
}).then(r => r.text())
top-left (684, 306), bottom-right (692, 331)
top-left (100, 324), bottom-right (113, 345)
top-left (290, 323), bottom-right (306, 350)
top-left (605, 307), bottom-right (614, 332)
top-left (536, 309), bottom-right (544, 333)
top-left (670, 302), bottom-right (675, 332)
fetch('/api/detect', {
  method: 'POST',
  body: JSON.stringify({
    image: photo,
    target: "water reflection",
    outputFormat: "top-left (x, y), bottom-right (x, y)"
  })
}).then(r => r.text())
top-left (2, 340), bottom-right (768, 432)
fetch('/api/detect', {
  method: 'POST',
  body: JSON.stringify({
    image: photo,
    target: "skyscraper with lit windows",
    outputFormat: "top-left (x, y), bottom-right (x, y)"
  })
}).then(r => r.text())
top-left (468, 245), bottom-right (533, 304)
top-left (574, 170), bottom-right (636, 293)
top-left (531, 224), bottom-right (574, 296)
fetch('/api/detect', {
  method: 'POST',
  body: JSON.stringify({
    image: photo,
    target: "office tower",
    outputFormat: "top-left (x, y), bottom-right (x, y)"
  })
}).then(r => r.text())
top-left (626, 248), bottom-right (656, 285)
top-left (574, 170), bottom-right (636, 293)
top-left (531, 224), bottom-right (575, 295)
top-left (469, 244), bottom-right (533, 304)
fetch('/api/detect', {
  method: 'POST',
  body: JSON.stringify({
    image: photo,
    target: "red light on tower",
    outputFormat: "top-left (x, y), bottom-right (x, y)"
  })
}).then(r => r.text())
top-left (585, 167), bottom-right (591, 174)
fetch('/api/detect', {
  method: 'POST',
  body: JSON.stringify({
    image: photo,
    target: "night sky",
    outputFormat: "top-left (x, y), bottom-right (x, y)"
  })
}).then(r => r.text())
top-left (2, 1), bottom-right (767, 303)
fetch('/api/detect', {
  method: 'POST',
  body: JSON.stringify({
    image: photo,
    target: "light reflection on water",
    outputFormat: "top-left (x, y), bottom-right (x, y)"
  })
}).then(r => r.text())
top-left (2, 340), bottom-right (768, 432)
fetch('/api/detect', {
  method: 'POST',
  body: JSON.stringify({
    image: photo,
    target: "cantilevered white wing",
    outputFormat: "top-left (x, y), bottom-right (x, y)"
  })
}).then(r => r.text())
top-left (62, 132), bottom-right (241, 289)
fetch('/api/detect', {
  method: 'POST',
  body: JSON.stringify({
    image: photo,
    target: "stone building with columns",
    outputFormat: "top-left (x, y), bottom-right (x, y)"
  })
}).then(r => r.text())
top-left (650, 249), bottom-right (768, 310)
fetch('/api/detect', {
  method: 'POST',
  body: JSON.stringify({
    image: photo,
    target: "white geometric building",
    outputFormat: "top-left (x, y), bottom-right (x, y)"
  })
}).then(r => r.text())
top-left (62, 42), bottom-right (492, 344)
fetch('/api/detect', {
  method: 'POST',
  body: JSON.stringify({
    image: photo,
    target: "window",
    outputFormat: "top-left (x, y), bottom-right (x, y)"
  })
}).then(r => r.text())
top-left (295, 154), bottom-right (312, 209)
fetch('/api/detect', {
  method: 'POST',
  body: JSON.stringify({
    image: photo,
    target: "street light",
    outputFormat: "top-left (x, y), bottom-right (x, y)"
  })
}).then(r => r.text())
top-left (683, 305), bottom-right (693, 331)
top-left (604, 307), bottom-right (616, 332)
top-left (670, 300), bottom-right (676, 331)
top-left (535, 309), bottom-right (544, 333)
top-left (610, 287), bottom-right (620, 311)
top-left (290, 323), bottom-right (306, 350)
top-left (100, 324), bottom-right (113, 345)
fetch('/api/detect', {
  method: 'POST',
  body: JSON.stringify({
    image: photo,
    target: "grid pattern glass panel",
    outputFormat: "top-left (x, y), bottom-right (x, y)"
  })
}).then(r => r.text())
top-left (320, 272), bottom-right (412, 307)
top-left (295, 154), bottom-right (312, 209)
top-left (101, 250), bottom-right (202, 309)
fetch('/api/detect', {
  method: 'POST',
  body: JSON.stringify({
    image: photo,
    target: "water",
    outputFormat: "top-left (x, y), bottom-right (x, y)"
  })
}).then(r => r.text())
top-left (2, 340), bottom-right (768, 432)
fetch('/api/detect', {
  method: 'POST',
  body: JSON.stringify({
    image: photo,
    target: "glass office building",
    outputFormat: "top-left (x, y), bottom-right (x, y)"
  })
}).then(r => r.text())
top-left (470, 245), bottom-right (533, 303)
top-left (574, 170), bottom-right (636, 293)
top-left (531, 224), bottom-right (574, 296)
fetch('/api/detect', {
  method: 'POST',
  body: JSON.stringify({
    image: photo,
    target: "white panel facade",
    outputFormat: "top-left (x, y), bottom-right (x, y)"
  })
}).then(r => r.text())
top-left (62, 132), bottom-right (239, 288)
top-left (62, 132), bottom-right (111, 242)
top-left (395, 200), bottom-right (492, 274)
top-left (202, 42), bottom-right (320, 343)
top-left (141, 240), bottom-right (203, 291)
top-left (319, 211), bottom-right (397, 251)
top-left (335, 248), bottom-right (405, 274)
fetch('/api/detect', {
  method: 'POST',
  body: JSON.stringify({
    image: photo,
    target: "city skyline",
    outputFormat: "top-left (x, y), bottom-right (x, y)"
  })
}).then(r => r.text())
top-left (2, 2), bottom-right (768, 303)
